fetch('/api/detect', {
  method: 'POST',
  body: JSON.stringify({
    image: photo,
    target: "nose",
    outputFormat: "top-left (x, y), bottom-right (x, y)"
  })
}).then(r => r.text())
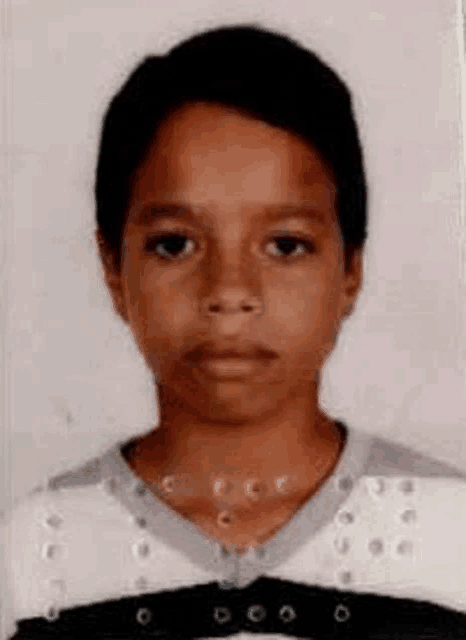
top-left (199, 237), bottom-right (264, 318)
top-left (201, 291), bottom-right (264, 317)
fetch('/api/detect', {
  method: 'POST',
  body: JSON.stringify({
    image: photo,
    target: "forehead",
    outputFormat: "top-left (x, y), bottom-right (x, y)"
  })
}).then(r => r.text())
top-left (128, 102), bottom-right (337, 224)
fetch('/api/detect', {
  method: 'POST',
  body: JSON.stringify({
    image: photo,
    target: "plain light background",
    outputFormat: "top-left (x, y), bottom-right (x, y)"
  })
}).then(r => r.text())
top-left (1, 0), bottom-right (466, 513)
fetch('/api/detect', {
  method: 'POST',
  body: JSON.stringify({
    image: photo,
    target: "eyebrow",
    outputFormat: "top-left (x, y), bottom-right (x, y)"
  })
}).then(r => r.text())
top-left (262, 205), bottom-right (328, 226)
top-left (131, 202), bottom-right (328, 227)
top-left (132, 203), bottom-right (198, 226)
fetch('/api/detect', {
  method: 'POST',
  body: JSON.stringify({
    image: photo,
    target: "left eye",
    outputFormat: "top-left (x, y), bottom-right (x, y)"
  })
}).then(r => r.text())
top-left (265, 236), bottom-right (315, 259)
top-left (145, 234), bottom-right (196, 260)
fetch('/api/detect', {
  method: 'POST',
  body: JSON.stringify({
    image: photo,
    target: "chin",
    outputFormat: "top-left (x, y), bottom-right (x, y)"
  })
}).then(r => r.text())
top-left (172, 376), bottom-right (290, 423)
top-left (201, 401), bottom-right (282, 426)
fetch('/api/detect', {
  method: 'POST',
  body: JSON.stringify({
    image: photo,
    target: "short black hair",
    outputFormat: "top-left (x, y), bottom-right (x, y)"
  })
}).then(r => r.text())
top-left (95, 24), bottom-right (367, 271)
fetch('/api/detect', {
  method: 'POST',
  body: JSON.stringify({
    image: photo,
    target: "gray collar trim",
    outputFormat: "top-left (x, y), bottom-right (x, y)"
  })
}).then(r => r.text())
top-left (100, 425), bottom-right (374, 587)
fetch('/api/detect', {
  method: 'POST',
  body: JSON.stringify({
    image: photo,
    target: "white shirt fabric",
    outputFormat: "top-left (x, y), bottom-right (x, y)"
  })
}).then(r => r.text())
top-left (2, 424), bottom-right (466, 639)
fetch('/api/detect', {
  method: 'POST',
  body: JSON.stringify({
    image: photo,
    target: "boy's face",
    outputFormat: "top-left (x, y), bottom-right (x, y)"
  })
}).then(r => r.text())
top-left (100, 102), bottom-right (362, 424)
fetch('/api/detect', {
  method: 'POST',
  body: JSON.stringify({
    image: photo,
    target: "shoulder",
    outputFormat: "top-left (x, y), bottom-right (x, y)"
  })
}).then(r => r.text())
top-left (346, 431), bottom-right (466, 612)
top-left (360, 433), bottom-right (466, 520)
top-left (3, 444), bottom-right (216, 639)
top-left (3, 451), bottom-right (134, 637)
top-left (363, 432), bottom-right (466, 481)
top-left (279, 427), bottom-right (466, 614)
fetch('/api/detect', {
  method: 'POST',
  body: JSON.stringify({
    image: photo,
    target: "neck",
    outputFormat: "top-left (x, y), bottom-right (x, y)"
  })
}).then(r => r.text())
top-left (127, 381), bottom-right (345, 489)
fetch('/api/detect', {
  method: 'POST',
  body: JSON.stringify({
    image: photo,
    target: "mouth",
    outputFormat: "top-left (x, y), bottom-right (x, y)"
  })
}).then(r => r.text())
top-left (182, 343), bottom-right (279, 380)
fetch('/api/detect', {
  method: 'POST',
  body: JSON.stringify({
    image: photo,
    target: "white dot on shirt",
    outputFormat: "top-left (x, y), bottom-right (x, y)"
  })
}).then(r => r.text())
top-left (279, 604), bottom-right (297, 623)
top-left (136, 607), bottom-right (152, 625)
top-left (334, 603), bottom-right (351, 623)
top-left (367, 477), bottom-right (385, 495)
top-left (213, 605), bottom-right (232, 623)
top-left (247, 605), bottom-right (267, 623)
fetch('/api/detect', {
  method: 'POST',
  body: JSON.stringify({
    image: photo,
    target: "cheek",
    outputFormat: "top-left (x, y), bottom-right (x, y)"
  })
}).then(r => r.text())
top-left (268, 273), bottom-right (343, 339)
top-left (159, 289), bottom-right (198, 331)
top-left (126, 272), bottom-right (197, 341)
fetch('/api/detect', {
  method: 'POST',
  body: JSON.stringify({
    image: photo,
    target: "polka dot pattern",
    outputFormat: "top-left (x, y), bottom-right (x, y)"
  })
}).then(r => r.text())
top-left (327, 475), bottom-right (422, 590)
top-left (401, 509), bottom-right (417, 525)
top-left (400, 479), bottom-right (415, 494)
top-left (279, 604), bottom-right (297, 623)
top-left (338, 511), bottom-right (355, 525)
top-left (135, 576), bottom-right (149, 590)
top-left (368, 477), bottom-right (385, 495)
top-left (274, 476), bottom-right (289, 493)
top-left (368, 538), bottom-right (384, 556)
top-left (217, 511), bottom-right (235, 528)
top-left (39, 467), bottom-right (429, 615)
top-left (45, 514), bottom-right (63, 529)
top-left (254, 546), bottom-right (267, 560)
top-left (218, 544), bottom-right (231, 559)
top-left (396, 539), bottom-right (414, 556)
top-left (134, 541), bottom-right (150, 559)
top-left (43, 544), bottom-right (61, 561)
top-left (44, 604), bottom-right (60, 622)
top-left (334, 536), bottom-right (350, 554)
top-left (340, 571), bottom-right (352, 585)
top-left (49, 579), bottom-right (66, 597)
top-left (136, 607), bottom-right (152, 625)
top-left (247, 604), bottom-right (267, 623)
top-left (135, 516), bottom-right (147, 529)
top-left (337, 476), bottom-right (354, 492)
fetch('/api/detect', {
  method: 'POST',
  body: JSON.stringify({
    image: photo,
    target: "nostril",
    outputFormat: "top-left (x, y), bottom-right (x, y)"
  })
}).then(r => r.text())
top-left (209, 304), bottom-right (222, 313)
top-left (203, 298), bottom-right (263, 315)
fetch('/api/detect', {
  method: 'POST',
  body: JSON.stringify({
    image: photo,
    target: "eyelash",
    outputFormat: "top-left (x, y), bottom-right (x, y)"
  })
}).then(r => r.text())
top-left (144, 233), bottom-right (316, 262)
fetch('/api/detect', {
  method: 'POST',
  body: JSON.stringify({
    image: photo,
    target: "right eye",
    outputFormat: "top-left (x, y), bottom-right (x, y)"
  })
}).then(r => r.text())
top-left (144, 234), bottom-right (196, 261)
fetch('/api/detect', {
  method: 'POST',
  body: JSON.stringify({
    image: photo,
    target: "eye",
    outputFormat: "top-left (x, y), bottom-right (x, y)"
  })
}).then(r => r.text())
top-left (265, 235), bottom-right (316, 260)
top-left (144, 233), bottom-right (196, 261)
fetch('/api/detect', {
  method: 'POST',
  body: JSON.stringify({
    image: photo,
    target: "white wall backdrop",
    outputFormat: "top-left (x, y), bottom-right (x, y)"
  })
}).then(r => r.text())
top-left (2, 0), bottom-right (465, 511)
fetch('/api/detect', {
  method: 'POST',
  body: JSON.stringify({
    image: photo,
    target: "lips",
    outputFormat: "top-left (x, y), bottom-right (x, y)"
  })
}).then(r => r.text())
top-left (182, 342), bottom-right (279, 379)
top-left (183, 344), bottom-right (279, 364)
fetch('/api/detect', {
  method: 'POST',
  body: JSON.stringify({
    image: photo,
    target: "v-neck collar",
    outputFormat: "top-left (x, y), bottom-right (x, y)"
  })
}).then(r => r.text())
top-left (99, 423), bottom-right (374, 588)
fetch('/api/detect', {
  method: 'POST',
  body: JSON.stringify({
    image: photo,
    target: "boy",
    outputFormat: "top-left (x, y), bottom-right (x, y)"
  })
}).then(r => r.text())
top-left (3, 24), bottom-right (466, 640)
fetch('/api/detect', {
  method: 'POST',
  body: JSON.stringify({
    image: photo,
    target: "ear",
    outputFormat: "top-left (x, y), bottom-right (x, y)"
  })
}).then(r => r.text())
top-left (95, 229), bottom-right (128, 323)
top-left (341, 249), bottom-right (364, 319)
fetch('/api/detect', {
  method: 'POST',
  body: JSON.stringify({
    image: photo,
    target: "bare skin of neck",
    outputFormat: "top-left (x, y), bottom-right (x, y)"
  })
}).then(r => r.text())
top-left (125, 383), bottom-right (346, 551)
